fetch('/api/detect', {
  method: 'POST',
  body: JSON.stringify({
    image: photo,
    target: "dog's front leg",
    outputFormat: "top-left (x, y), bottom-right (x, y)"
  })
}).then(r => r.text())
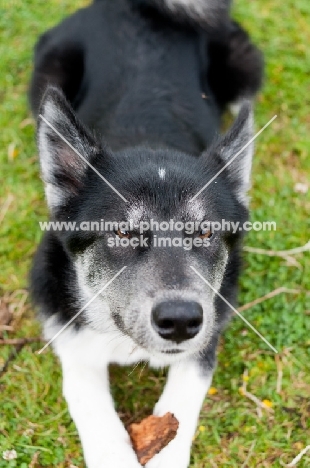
top-left (55, 336), bottom-right (141, 468)
top-left (146, 361), bottom-right (213, 468)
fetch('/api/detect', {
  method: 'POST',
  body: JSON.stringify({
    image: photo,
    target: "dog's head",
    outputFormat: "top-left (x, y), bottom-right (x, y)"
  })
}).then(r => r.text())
top-left (37, 87), bottom-right (253, 361)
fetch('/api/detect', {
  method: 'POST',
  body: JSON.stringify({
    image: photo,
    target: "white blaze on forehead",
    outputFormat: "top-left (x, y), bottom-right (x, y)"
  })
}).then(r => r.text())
top-left (158, 167), bottom-right (166, 180)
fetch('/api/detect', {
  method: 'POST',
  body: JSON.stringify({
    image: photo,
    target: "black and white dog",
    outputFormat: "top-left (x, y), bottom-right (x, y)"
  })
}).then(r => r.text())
top-left (30, 0), bottom-right (263, 466)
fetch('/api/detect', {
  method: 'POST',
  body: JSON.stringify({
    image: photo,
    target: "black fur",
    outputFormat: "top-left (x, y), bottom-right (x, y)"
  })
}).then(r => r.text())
top-left (31, 232), bottom-right (84, 327)
top-left (208, 21), bottom-right (264, 106)
top-left (30, 0), bottom-right (262, 368)
top-left (29, 0), bottom-right (263, 128)
top-left (29, 4), bottom-right (263, 463)
top-left (129, 0), bottom-right (232, 29)
top-left (29, 37), bottom-right (85, 116)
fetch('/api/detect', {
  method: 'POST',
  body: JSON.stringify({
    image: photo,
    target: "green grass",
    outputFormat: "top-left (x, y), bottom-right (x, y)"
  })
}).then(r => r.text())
top-left (0, 0), bottom-right (309, 467)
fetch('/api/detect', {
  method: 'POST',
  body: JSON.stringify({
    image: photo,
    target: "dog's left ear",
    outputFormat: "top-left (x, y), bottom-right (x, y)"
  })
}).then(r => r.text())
top-left (208, 101), bottom-right (254, 205)
top-left (37, 86), bottom-right (100, 213)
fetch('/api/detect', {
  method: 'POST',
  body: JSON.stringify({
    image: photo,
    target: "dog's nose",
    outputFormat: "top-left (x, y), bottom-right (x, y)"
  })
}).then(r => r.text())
top-left (151, 300), bottom-right (203, 343)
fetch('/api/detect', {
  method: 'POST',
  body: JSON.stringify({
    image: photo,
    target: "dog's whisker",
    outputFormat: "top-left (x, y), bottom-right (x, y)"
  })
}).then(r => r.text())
top-left (111, 336), bottom-right (132, 355)
top-left (129, 344), bottom-right (139, 356)
top-left (122, 344), bottom-right (140, 367)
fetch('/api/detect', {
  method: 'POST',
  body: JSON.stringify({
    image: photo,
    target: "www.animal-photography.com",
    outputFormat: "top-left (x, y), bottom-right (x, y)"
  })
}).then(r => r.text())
top-left (0, 0), bottom-right (309, 467)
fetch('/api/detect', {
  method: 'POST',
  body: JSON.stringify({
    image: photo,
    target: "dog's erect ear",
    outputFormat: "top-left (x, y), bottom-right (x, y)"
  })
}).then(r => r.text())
top-left (37, 86), bottom-right (99, 212)
top-left (209, 101), bottom-right (254, 205)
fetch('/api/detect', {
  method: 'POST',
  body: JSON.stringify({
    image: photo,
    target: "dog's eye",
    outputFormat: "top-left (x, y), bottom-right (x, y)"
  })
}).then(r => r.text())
top-left (116, 229), bottom-right (131, 239)
top-left (199, 229), bottom-right (213, 240)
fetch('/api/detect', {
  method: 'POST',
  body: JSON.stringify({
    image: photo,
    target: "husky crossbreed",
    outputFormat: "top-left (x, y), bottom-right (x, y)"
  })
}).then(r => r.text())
top-left (30, 0), bottom-right (263, 466)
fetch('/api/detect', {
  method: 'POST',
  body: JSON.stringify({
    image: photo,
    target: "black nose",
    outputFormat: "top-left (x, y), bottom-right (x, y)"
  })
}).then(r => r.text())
top-left (151, 300), bottom-right (203, 344)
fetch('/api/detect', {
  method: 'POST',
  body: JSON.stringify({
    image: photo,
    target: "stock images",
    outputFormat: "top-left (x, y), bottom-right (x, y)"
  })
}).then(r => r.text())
top-left (0, 0), bottom-right (309, 467)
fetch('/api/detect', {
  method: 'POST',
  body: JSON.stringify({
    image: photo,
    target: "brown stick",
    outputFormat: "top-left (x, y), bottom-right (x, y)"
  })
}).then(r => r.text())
top-left (280, 445), bottom-right (310, 467)
top-left (241, 370), bottom-right (274, 418)
top-left (0, 343), bottom-right (24, 376)
top-left (244, 240), bottom-right (310, 257)
top-left (0, 194), bottom-right (14, 225)
top-left (238, 287), bottom-right (302, 313)
top-left (275, 354), bottom-right (283, 394)
top-left (0, 337), bottom-right (43, 346)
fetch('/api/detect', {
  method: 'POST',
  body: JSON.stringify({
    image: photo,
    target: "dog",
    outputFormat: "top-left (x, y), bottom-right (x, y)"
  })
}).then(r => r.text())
top-left (30, 0), bottom-right (263, 466)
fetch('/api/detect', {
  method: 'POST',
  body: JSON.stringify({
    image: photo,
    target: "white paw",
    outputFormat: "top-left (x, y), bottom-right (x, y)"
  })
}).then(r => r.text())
top-left (145, 438), bottom-right (191, 468)
top-left (85, 440), bottom-right (142, 468)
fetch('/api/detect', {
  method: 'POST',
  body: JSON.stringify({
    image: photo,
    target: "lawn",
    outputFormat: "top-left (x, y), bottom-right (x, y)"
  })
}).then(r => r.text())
top-left (0, 0), bottom-right (309, 467)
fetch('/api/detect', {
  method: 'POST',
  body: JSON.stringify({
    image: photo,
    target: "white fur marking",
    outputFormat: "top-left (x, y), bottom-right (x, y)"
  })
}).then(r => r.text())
top-left (158, 167), bottom-right (166, 180)
top-left (165, 0), bottom-right (206, 17)
top-left (229, 100), bottom-right (243, 117)
top-left (46, 323), bottom-right (213, 468)
top-left (52, 327), bottom-right (145, 468)
top-left (38, 102), bottom-right (59, 180)
top-left (146, 362), bottom-right (213, 468)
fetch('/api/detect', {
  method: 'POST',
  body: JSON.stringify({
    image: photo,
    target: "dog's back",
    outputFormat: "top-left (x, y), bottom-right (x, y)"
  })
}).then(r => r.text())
top-left (30, 0), bottom-right (262, 153)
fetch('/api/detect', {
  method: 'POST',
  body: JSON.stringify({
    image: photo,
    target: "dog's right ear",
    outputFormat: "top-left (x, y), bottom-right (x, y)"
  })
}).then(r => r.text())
top-left (204, 101), bottom-right (254, 206)
top-left (37, 86), bottom-right (100, 213)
